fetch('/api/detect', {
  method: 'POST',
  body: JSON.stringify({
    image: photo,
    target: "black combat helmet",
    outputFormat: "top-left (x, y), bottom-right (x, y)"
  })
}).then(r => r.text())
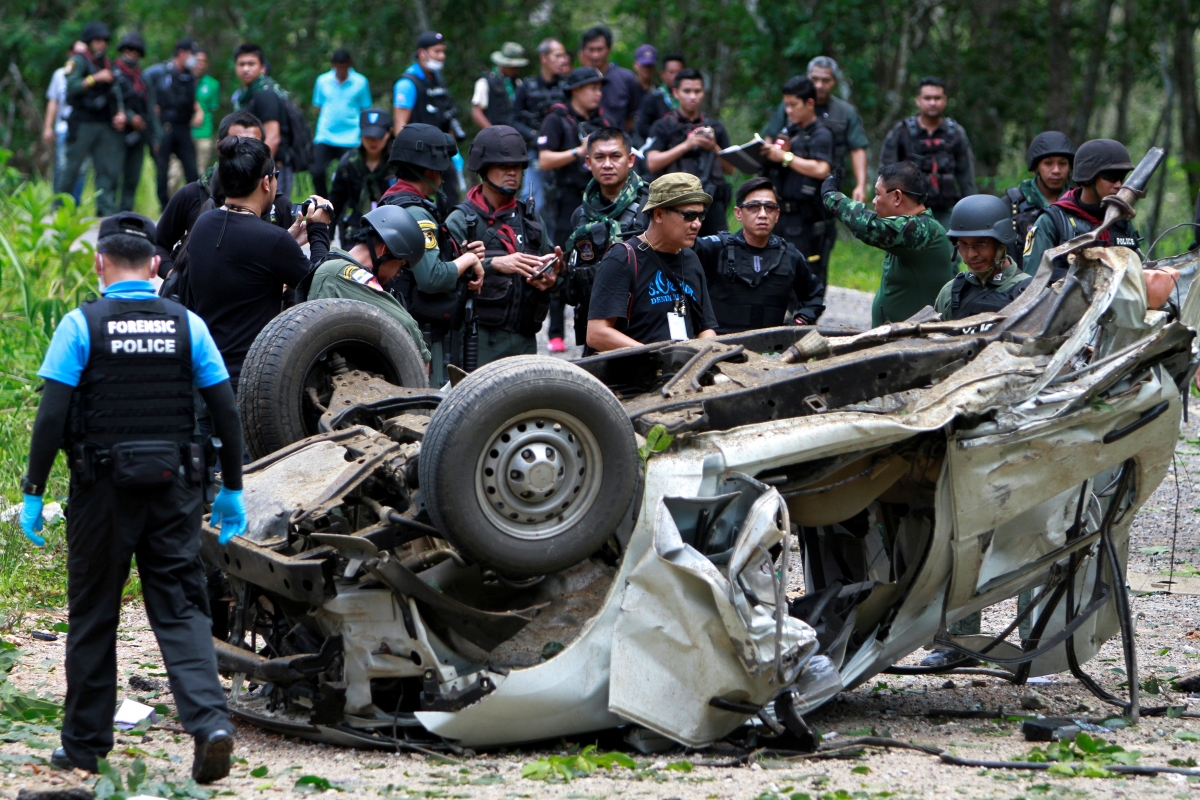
top-left (359, 206), bottom-right (426, 267)
top-left (117, 32), bottom-right (146, 56)
top-left (388, 123), bottom-right (457, 172)
top-left (466, 125), bottom-right (528, 173)
top-left (1072, 139), bottom-right (1133, 184)
top-left (1026, 131), bottom-right (1075, 171)
top-left (81, 21), bottom-right (111, 43)
top-left (947, 194), bottom-right (1016, 244)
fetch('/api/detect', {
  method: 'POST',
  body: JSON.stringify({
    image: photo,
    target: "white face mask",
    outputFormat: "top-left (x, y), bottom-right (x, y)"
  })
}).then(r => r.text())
top-left (185, 55), bottom-right (197, 70)
top-left (423, 58), bottom-right (445, 72)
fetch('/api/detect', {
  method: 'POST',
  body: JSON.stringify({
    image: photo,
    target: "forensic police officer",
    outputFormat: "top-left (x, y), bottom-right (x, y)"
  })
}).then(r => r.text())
top-left (19, 212), bottom-right (247, 783)
top-left (879, 77), bottom-right (977, 228)
top-left (58, 21), bottom-right (125, 217)
top-left (761, 76), bottom-right (835, 286)
top-left (329, 108), bottom-right (395, 244)
top-left (1004, 131), bottom-right (1074, 269)
top-left (934, 195), bottom-right (1030, 320)
top-left (378, 123), bottom-right (484, 385)
top-left (1023, 138), bottom-right (1141, 280)
top-left (693, 176), bottom-right (826, 333)
top-left (392, 31), bottom-right (465, 207)
top-left (305, 205), bottom-right (430, 364)
top-left (112, 32), bottom-right (158, 212)
top-left (563, 127), bottom-right (649, 352)
top-left (446, 125), bottom-right (563, 366)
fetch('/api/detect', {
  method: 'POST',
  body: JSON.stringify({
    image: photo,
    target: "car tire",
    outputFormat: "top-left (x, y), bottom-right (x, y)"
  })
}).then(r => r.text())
top-left (419, 355), bottom-right (638, 577)
top-left (238, 298), bottom-right (428, 459)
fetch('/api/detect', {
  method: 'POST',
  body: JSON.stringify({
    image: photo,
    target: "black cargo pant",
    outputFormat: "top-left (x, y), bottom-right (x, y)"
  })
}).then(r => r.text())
top-left (61, 470), bottom-right (229, 771)
top-left (155, 123), bottom-right (199, 209)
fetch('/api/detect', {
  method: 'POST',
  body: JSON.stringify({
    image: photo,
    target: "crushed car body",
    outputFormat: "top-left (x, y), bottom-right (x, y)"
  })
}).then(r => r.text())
top-left (202, 149), bottom-right (1200, 750)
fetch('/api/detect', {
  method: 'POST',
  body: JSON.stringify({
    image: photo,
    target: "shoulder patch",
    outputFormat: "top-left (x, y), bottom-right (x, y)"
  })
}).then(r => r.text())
top-left (418, 219), bottom-right (438, 250)
top-left (341, 264), bottom-right (384, 291)
top-left (1023, 225), bottom-right (1036, 257)
top-left (64, 59), bottom-right (75, 75)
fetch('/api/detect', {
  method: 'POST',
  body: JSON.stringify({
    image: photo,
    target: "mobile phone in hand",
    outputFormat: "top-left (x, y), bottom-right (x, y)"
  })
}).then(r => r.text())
top-left (536, 253), bottom-right (558, 277)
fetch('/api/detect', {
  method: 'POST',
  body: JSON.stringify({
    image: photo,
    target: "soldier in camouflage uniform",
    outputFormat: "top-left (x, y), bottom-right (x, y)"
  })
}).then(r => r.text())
top-left (1003, 131), bottom-right (1074, 269)
top-left (822, 162), bottom-right (953, 328)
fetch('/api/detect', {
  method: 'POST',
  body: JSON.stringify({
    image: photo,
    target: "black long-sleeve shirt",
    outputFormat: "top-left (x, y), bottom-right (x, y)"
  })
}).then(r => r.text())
top-left (185, 210), bottom-right (329, 389)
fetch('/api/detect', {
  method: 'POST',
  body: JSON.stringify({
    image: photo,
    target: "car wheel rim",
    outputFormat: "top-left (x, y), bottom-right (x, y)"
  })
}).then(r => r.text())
top-left (475, 409), bottom-right (604, 541)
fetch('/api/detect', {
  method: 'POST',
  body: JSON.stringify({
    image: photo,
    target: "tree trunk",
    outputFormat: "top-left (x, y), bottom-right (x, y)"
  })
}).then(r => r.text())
top-left (1114, 0), bottom-right (1137, 142)
top-left (1047, 0), bottom-right (1074, 132)
top-left (1173, 2), bottom-right (1200, 205)
top-left (1073, 0), bottom-right (1115, 141)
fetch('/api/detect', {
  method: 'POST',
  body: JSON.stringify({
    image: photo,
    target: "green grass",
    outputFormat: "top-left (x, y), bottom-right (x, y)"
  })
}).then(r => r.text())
top-left (827, 233), bottom-right (882, 294)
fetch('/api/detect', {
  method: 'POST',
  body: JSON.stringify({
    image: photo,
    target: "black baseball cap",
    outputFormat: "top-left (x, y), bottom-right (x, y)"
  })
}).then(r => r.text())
top-left (563, 66), bottom-right (607, 92)
top-left (417, 31), bottom-right (444, 50)
top-left (360, 108), bottom-right (391, 139)
top-left (98, 212), bottom-right (157, 242)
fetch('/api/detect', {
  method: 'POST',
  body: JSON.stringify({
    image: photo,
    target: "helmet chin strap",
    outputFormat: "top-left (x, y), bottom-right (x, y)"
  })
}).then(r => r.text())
top-left (483, 176), bottom-right (518, 198)
top-left (365, 232), bottom-right (391, 275)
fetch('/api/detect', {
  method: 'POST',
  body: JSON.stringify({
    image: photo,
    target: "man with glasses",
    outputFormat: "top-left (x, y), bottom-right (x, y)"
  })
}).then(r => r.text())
top-left (822, 161), bottom-right (953, 328)
top-left (693, 177), bottom-right (825, 333)
top-left (586, 173), bottom-right (719, 351)
top-left (761, 76), bottom-right (835, 285)
top-left (563, 127), bottom-right (649, 351)
top-left (1023, 139), bottom-right (1141, 281)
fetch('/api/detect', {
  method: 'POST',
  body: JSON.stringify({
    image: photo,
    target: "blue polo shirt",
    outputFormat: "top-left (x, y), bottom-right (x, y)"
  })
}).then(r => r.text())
top-left (312, 68), bottom-right (374, 148)
top-left (38, 280), bottom-right (229, 389)
top-left (392, 62), bottom-right (425, 110)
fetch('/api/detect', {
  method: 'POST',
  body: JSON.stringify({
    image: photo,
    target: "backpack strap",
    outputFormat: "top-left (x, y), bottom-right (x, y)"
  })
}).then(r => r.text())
top-left (622, 241), bottom-right (639, 322)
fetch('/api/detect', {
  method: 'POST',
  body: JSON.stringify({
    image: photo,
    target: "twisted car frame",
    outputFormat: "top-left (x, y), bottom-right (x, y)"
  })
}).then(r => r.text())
top-left (202, 151), bottom-right (1200, 750)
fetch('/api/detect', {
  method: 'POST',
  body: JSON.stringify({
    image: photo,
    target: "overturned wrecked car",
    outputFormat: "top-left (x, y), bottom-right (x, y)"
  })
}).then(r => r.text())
top-left (201, 150), bottom-right (1200, 751)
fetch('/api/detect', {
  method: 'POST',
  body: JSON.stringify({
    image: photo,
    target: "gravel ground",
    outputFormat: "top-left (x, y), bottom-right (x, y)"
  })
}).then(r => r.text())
top-left (7, 290), bottom-right (1200, 800)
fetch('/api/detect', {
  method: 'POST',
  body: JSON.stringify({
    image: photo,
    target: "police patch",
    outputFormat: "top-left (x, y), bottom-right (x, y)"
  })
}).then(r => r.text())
top-left (341, 263), bottom-right (383, 291)
top-left (578, 241), bottom-right (594, 261)
top-left (419, 219), bottom-right (437, 250)
top-left (1023, 227), bottom-right (1035, 256)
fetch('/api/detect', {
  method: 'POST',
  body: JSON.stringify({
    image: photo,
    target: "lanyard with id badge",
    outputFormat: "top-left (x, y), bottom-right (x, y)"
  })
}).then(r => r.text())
top-left (667, 292), bottom-right (689, 341)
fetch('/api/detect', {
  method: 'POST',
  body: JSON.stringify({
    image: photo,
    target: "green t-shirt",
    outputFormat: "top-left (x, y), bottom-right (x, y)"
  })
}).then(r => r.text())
top-left (193, 74), bottom-right (220, 139)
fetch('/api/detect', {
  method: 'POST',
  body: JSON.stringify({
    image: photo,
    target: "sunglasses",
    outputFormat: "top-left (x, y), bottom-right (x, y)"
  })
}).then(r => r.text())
top-left (1097, 170), bottom-right (1128, 183)
top-left (264, 170), bottom-right (280, 181)
top-left (738, 201), bottom-right (780, 214)
top-left (668, 208), bottom-right (707, 223)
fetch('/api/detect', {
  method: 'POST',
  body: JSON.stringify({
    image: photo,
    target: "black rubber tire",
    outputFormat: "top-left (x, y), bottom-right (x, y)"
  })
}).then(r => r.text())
top-left (238, 298), bottom-right (427, 459)
top-left (419, 355), bottom-right (638, 577)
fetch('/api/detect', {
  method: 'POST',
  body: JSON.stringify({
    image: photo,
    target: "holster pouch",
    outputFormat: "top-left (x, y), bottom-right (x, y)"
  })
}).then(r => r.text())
top-left (110, 441), bottom-right (181, 489)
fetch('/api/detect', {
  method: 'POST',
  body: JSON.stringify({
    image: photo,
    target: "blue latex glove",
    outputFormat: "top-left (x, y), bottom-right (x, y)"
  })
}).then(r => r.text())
top-left (20, 494), bottom-right (45, 547)
top-left (210, 487), bottom-right (247, 545)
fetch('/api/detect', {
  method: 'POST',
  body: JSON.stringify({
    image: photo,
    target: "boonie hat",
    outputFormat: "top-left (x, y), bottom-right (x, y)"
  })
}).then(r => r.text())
top-left (359, 108), bottom-right (391, 140)
top-left (417, 31), bottom-right (444, 50)
top-left (491, 42), bottom-right (529, 68)
top-left (99, 212), bottom-right (157, 242)
top-left (562, 67), bottom-right (608, 92)
top-left (634, 44), bottom-right (658, 66)
top-left (643, 173), bottom-right (712, 212)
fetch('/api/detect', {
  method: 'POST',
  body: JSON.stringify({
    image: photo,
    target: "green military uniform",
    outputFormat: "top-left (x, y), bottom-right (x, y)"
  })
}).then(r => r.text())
top-left (307, 249), bottom-right (431, 364)
top-left (823, 192), bottom-right (954, 327)
top-left (61, 51), bottom-right (125, 216)
top-left (1003, 177), bottom-right (1054, 269)
top-left (444, 203), bottom-right (554, 366)
top-left (934, 257), bottom-right (1030, 318)
top-left (1022, 194), bottom-right (1141, 279)
top-left (330, 150), bottom-right (394, 244)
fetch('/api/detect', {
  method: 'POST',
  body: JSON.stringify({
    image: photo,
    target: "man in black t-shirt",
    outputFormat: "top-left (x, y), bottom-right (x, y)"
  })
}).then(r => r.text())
top-left (587, 173), bottom-right (718, 351)
top-left (645, 68), bottom-right (735, 237)
top-left (232, 43), bottom-right (293, 198)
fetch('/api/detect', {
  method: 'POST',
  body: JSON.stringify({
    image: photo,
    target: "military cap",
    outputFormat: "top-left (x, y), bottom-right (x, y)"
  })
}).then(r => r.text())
top-left (359, 108), bottom-right (391, 140)
top-left (98, 212), bottom-right (157, 242)
top-left (417, 31), bottom-right (445, 50)
top-left (643, 173), bottom-right (712, 212)
top-left (562, 67), bottom-right (608, 92)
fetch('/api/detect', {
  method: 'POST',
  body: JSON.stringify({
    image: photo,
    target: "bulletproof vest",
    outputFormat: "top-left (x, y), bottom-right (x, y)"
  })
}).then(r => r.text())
top-left (69, 296), bottom-right (194, 448)
top-left (773, 121), bottom-right (828, 216)
top-left (1005, 186), bottom-right (1045, 269)
top-left (948, 271), bottom-right (1026, 319)
top-left (113, 60), bottom-right (150, 120)
top-left (482, 71), bottom-right (515, 127)
top-left (408, 69), bottom-right (457, 132)
top-left (816, 97), bottom-right (854, 164)
top-left (655, 112), bottom-right (725, 196)
top-left (903, 117), bottom-right (964, 209)
top-left (545, 104), bottom-right (603, 194)
top-left (152, 62), bottom-right (196, 124)
top-left (1043, 204), bottom-right (1139, 282)
top-left (707, 233), bottom-right (796, 334)
top-left (459, 197), bottom-right (549, 335)
top-left (515, 77), bottom-right (565, 141)
top-left (70, 53), bottom-right (117, 122)
top-left (337, 152), bottom-right (394, 242)
top-left (380, 190), bottom-right (465, 329)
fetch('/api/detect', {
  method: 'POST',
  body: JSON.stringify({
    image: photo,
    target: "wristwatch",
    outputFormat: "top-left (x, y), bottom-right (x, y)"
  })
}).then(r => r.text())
top-left (20, 475), bottom-right (43, 497)
top-left (782, 152), bottom-right (795, 168)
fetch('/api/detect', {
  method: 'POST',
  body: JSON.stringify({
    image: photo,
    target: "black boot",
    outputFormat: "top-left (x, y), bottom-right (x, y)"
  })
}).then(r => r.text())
top-left (192, 729), bottom-right (234, 783)
top-left (50, 747), bottom-right (96, 773)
